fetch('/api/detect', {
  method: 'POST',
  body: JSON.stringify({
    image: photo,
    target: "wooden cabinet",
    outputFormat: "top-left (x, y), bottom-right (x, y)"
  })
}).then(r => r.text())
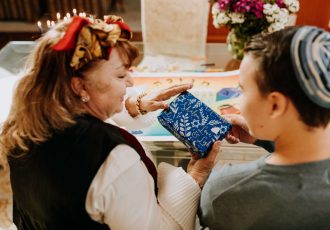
top-left (46, 0), bottom-right (109, 19)
top-left (207, 0), bottom-right (330, 43)
top-left (296, 0), bottom-right (330, 30)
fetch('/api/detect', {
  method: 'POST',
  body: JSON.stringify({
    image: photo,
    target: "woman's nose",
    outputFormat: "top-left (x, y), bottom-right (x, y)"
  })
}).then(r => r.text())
top-left (126, 73), bottom-right (134, 87)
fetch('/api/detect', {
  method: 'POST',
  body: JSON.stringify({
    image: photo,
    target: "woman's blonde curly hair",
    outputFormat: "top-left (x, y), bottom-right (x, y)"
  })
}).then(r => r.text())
top-left (0, 17), bottom-right (138, 162)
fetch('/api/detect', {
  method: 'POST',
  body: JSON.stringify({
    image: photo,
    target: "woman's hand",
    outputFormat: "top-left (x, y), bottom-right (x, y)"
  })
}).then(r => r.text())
top-left (125, 83), bottom-right (193, 117)
top-left (223, 114), bottom-right (256, 144)
top-left (187, 141), bottom-right (220, 188)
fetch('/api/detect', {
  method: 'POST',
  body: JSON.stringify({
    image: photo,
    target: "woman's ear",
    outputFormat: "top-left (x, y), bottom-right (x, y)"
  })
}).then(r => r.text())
top-left (268, 92), bottom-right (289, 119)
top-left (71, 77), bottom-right (87, 96)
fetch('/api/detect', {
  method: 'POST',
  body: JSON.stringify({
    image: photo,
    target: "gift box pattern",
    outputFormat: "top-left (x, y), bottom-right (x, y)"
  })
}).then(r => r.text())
top-left (158, 91), bottom-right (232, 157)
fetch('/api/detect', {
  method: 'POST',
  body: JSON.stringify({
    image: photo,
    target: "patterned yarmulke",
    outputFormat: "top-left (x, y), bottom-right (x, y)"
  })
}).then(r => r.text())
top-left (290, 26), bottom-right (330, 108)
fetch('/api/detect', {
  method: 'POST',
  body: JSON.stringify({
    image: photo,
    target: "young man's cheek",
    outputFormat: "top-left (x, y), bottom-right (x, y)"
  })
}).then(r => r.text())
top-left (238, 96), bottom-right (248, 115)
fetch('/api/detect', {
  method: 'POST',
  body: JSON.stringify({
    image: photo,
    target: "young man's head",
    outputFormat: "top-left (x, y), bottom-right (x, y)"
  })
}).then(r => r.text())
top-left (239, 26), bottom-right (330, 140)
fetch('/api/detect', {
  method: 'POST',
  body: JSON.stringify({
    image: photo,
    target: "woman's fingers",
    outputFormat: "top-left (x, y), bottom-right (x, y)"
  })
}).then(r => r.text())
top-left (155, 83), bottom-right (193, 101)
top-left (142, 101), bottom-right (169, 112)
top-left (140, 83), bottom-right (193, 112)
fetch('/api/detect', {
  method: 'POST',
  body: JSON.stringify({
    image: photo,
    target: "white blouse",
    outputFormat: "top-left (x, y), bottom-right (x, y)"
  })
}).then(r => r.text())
top-left (86, 99), bottom-right (201, 230)
top-left (85, 144), bottom-right (201, 230)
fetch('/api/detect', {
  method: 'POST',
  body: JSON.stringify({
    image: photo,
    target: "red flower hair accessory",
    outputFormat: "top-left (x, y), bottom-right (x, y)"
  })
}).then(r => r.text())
top-left (52, 15), bottom-right (133, 71)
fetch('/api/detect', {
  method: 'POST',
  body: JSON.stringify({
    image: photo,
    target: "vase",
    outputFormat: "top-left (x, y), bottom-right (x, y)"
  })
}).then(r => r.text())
top-left (226, 29), bottom-right (250, 60)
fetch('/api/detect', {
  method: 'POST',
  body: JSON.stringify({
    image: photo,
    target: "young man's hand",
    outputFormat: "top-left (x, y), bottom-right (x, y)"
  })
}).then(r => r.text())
top-left (187, 141), bottom-right (220, 188)
top-left (223, 114), bottom-right (256, 144)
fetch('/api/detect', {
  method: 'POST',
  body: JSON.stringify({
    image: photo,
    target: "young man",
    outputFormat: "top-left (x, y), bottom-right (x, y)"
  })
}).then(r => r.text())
top-left (199, 26), bottom-right (330, 229)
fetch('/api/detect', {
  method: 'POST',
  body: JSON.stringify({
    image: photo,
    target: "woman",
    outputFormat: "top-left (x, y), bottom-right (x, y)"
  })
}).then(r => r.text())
top-left (0, 16), bottom-right (220, 230)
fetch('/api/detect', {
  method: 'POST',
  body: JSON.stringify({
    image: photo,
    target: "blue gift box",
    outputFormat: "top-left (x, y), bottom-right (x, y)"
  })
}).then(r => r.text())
top-left (158, 91), bottom-right (232, 157)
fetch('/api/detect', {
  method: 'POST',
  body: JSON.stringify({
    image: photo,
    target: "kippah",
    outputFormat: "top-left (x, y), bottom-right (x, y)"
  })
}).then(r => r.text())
top-left (290, 26), bottom-right (330, 108)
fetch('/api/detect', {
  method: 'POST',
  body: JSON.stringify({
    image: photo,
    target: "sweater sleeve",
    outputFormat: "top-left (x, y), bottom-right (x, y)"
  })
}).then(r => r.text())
top-left (85, 144), bottom-right (200, 230)
top-left (157, 163), bottom-right (201, 229)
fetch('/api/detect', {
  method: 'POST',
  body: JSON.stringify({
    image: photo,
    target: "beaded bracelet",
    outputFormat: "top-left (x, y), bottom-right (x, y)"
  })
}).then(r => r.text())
top-left (136, 92), bottom-right (148, 115)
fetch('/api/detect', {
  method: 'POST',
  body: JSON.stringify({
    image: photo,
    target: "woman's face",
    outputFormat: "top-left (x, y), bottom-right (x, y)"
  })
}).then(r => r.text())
top-left (238, 54), bottom-right (271, 139)
top-left (82, 48), bottom-right (133, 120)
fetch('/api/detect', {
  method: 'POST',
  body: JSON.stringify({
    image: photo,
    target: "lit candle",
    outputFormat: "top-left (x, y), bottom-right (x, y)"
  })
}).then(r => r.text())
top-left (51, 21), bottom-right (55, 28)
top-left (56, 12), bottom-right (61, 22)
top-left (46, 20), bottom-right (51, 28)
top-left (37, 21), bottom-right (43, 33)
top-left (73, 8), bottom-right (77, 15)
top-left (79, 12), bottom-right (83, 17)
top-left (88, 16), bottom-right (94, 23)
top-left (64, 16), bottom-right (68, 22)
top-left (66, 12), bottom-right (71, 19)
top-left (82, 12), bottom-right (86, 17)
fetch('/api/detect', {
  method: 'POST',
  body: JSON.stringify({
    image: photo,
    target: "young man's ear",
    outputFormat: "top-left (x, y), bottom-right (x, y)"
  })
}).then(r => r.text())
top-left (267, 92), bottom-right (289, 119)
top-left (71, 77), bottom-right (87, 96)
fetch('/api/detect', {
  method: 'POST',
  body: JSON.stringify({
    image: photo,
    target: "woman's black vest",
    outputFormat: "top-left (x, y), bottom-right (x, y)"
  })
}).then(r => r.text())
top-left (8, 115), bottom-right (157, 230)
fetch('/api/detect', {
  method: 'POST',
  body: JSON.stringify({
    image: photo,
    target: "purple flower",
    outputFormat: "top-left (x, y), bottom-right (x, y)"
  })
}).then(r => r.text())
top-left (218, 0), bottom-right (231, 10)
top-left (276, 0), bottom-right (286, 8)
top-left (252, 0), bottom-right (264, 18)
top-left (230, 0), bottom-right (264, 18)
top-left (233, 0), bottom-right (251, 13)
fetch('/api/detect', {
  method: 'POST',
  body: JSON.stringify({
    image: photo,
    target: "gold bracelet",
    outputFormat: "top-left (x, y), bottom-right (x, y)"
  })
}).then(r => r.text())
top-left (136, 92), bottom-right (148, 115)
top-left (125, 97), bottom-right (137, 118)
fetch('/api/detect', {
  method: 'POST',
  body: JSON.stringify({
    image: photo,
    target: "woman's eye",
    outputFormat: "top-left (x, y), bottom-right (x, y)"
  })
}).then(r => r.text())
top-left (118, 75), bottom-right (126, 79)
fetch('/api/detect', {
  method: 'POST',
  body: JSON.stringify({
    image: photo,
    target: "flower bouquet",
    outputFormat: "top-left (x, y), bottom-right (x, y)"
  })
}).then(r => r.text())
top-left (211, 0), bottom-right (300, 59)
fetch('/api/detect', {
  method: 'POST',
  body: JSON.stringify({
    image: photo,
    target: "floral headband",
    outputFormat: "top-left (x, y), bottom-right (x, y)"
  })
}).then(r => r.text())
top-left (52, 15), bottom-right (133, 71)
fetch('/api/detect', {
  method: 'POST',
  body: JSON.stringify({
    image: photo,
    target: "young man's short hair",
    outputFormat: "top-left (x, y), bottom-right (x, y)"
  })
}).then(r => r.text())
top-left (245, 26), bottom-right (330, 128)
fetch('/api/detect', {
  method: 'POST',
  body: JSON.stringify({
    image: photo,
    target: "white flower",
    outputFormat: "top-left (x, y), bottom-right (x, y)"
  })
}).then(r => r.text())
top-left (264, 4), bottom-right (289, 26)
top-left (212, 2), bottom-right (220, 15)
top-left (268, 22), bottom-right (285, 32)
top-left (213, 19), bottom-right (220, 29)
top-left (263, 3), bottom-right (280, 14)
top-left (284, 0), bottom-right (300, 13)
top-left (277, 8), bottom-right (289, 24)
top-left (265, 15), bottom-right (274, 23)
top-left (267, 9), bottom-right (289, 32)
top-left (216, 11), bottom-right (231, 25)
top-left (211, 3), bottom-right (230, 28)
top-left (263, 3), bottom-right (280, 23)
top-left (228, 12), bottom-right (245, 24)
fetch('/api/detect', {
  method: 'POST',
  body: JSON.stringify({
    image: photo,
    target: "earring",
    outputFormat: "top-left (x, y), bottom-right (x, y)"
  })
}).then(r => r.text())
top-left (81, 95), bottom-right (90, 102)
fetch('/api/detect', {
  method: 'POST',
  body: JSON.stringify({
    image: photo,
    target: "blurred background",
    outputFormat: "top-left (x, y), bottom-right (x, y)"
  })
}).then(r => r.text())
top-left (0, 0), bottom-right (329, 49)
